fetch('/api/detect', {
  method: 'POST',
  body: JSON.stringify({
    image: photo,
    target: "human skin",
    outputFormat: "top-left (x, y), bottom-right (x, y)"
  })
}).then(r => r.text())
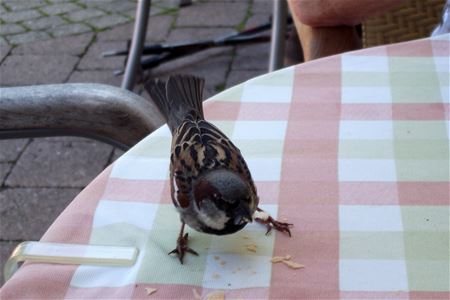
top-left (288, 0), bottom-right (407, 27)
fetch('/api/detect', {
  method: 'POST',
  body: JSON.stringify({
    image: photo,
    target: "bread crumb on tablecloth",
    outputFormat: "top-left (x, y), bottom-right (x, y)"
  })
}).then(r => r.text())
top-left (206, 290), bottom-right (225, 300)
top-left (282, 260), bottom-right (305, 269)
top-left (271, 255), bottom-right (304, 269)
top-left (145, 287), bottom-right (157, 296)
top-left (245, 244), bottom-right (257, 252)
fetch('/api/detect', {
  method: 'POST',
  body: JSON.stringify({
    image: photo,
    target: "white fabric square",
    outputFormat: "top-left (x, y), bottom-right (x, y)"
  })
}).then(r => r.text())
top-left (245, 158), bottom-right (282, 181)
top-left (340, 259), bottom-right (408, 291)
top-left (339, 121), bottom-right (393, 140)
top-left (339, 205), bottom-right (403, 231)
top-left (342, 86), bottom-right (392, 103)
top-left (93, 200), bottom-right (159, 230)
top-left (339, 159), bottom-right (397, 182)
top-left (433, 57), bottom-right (449, 73)
top-left (111, 157), bottom-right (170, 180)
top-left (447, 121), bottom-right (450, 140)
top-left (439, 85), bottom-right (449, 104)
top-left (430, 33), bottom-right (450, 40)
top-left (241, 84), bottom-right (292, 103)
top-left (232, 121), bottom-right (287, 140)
top-left (342, 55), bottom-right (389, 72)
top-left (146, 125), bottom-right (172, 137)
top-left (202, 253), bottom-right (272, 289)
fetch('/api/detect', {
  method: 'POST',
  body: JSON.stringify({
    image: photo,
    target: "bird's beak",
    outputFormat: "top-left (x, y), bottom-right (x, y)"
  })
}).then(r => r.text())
top-left (233, 204), bottom-right (253, 225)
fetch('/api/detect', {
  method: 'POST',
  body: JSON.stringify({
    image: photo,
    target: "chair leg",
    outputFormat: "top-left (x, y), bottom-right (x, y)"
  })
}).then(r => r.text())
top-left (121, 0), bottom-right (151, 91)
top-left (268, 0), bottom-right (288, 72)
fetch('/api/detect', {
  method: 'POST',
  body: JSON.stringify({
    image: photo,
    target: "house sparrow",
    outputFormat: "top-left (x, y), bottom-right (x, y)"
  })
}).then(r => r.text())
top-left (145, 75), bottom-right (292, 263)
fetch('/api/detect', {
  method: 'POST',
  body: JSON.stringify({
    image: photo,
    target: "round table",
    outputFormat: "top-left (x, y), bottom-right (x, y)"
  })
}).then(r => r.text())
top-left (1, 34), bottom-right (449, 300)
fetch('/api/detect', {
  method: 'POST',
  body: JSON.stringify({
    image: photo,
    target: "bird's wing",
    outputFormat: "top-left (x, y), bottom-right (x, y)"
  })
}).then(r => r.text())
top-left (170, 112), bottom-right (257, 208)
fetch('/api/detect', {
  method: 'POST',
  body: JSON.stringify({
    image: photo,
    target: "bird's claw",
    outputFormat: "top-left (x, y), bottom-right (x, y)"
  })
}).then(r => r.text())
top-left (168, 233), bottom-right (198, 264)
top-left (256, 216), bottom-right (293, 237)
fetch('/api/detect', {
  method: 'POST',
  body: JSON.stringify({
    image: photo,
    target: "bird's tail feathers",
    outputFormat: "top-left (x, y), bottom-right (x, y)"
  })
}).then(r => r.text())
top-left (167, 74), bottom-right (205, 118)
top-left (145, 79), bottom-right (170, 120)
top-left (145, 74), bottom-right (205, 131)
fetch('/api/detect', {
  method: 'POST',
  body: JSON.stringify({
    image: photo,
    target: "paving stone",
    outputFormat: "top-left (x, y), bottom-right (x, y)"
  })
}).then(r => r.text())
top-left (78, 40), bottom-right (126, 70)
top-left (176, 1), bottom-right (248, 27)
top-left (0, 36), bottom-right (7, 45)
top-left (49, 23), bottom-right (92, 37)
top-left (167, 27), bottom-right (237, 42)
top-left (0, 163), bottom-right (12, 183)
top-left (41, 3), bottom-right (81, 15)
top-left (68, 70), bottom-right (122, 86)
top-left (0, 187), bottom-right (81, 240)
top-left (245, 12), bottom-right (271, 28)
top-left (0, 43), bottom-right (11, 62)
top-left (23, 15), bottom-right (66, 31)
top-left (0, 4), bottom-right (6, 14)
top-left (152, 0), bottom-right (179, 9)
top-left (13, 33), bottom-right (93, 56)
top-left (85, 14), bottom-right (130, 30)
top-left (97, 14), bottom-right (173, 42)
top-left (232, 42), bottom-right (270, 70)
top-left (0, 54), bottom-right (78, 86)
top-left (145, 14), bottom-right (176, 42)
top-left (226, 69), bottom-right (266, 88)
top-left (92, 0), bottom-right (136, 13)
top-left (6, 31), bottom-right (50, 44)
top-left (148, 5), bottom-right (167, 17)
top-left (96, 22), bottom-right (133, 41)
top-left (251, 0), bottom-right (272, 14)
top-left (6, 140), bottom-right (113, 187)
top-left (77, 0), bottom-right (118, 7)
top-left (48, 0), bottom-right (77, 3)
top-left (0, 241), bottom-right (20, 285)
top-left (111, 148), bottom-right (125, 163)
top-left (65, 8), bottom-right (105, 22)
top-left (119, 8), bottom-right (138, 20)
top-left (153, 50), bottom-right (232, 99)
top-left (122, 5), bottom-right (168, 19)
top-left (1, 9), bottom-right (42, 22)
top-left (2, 0), bottom-right (46, 11)
top-left (0, 140), bottom-right (28, 162)
top-left (48, 0), bottom-right (75, 3)
top-left (0, 23), bottom-right (27, 35)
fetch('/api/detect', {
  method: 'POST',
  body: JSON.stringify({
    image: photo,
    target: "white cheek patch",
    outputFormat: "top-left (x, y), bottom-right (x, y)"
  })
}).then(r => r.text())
top-left (198, 207), bottom-right (230, 230)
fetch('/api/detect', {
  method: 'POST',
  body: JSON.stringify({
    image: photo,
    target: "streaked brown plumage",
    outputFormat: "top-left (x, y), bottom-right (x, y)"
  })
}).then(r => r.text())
top-left (145, 74), bottom-right (292, 264)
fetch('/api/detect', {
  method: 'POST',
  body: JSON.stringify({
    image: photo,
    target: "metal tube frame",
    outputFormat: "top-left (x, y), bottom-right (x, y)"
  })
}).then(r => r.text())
top-left (269, 0), bottom-right (288, 72)
top-left (0, 84), bottom-right (163, 150)
top-left (121, 0), bottom-right (151, 90)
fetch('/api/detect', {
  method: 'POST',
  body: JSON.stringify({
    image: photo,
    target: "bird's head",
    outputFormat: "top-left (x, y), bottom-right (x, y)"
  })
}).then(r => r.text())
top-left (192, 169), bottom-right (256, 235)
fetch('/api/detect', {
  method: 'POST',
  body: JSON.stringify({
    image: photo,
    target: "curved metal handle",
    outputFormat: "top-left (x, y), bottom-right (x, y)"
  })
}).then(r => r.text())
top-left (4, 242), bottom-right (138, 282)
top-left (0, 83), bottom-right (164, 150)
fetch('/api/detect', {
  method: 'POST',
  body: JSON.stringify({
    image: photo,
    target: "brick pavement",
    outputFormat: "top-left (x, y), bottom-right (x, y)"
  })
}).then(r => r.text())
top-left (0, 0), bottom-right (273, 284)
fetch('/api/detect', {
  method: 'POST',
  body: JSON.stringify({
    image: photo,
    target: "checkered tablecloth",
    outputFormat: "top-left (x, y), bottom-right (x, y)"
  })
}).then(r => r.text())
top-left (1, 34), bottom-right (449, 299)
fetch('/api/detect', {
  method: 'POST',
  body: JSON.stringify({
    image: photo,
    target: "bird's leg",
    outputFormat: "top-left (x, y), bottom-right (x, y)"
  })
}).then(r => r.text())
top-left (168, 222), bottom-right (198, 264)
top-left (254, 207), bottom-right (293, 237)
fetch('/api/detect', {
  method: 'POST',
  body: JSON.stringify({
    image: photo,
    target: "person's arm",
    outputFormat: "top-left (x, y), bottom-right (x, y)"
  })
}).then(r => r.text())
top-left (289, 0), bottom-right (406, 27)
top-left (287, 0), bottom-right (406, 61)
